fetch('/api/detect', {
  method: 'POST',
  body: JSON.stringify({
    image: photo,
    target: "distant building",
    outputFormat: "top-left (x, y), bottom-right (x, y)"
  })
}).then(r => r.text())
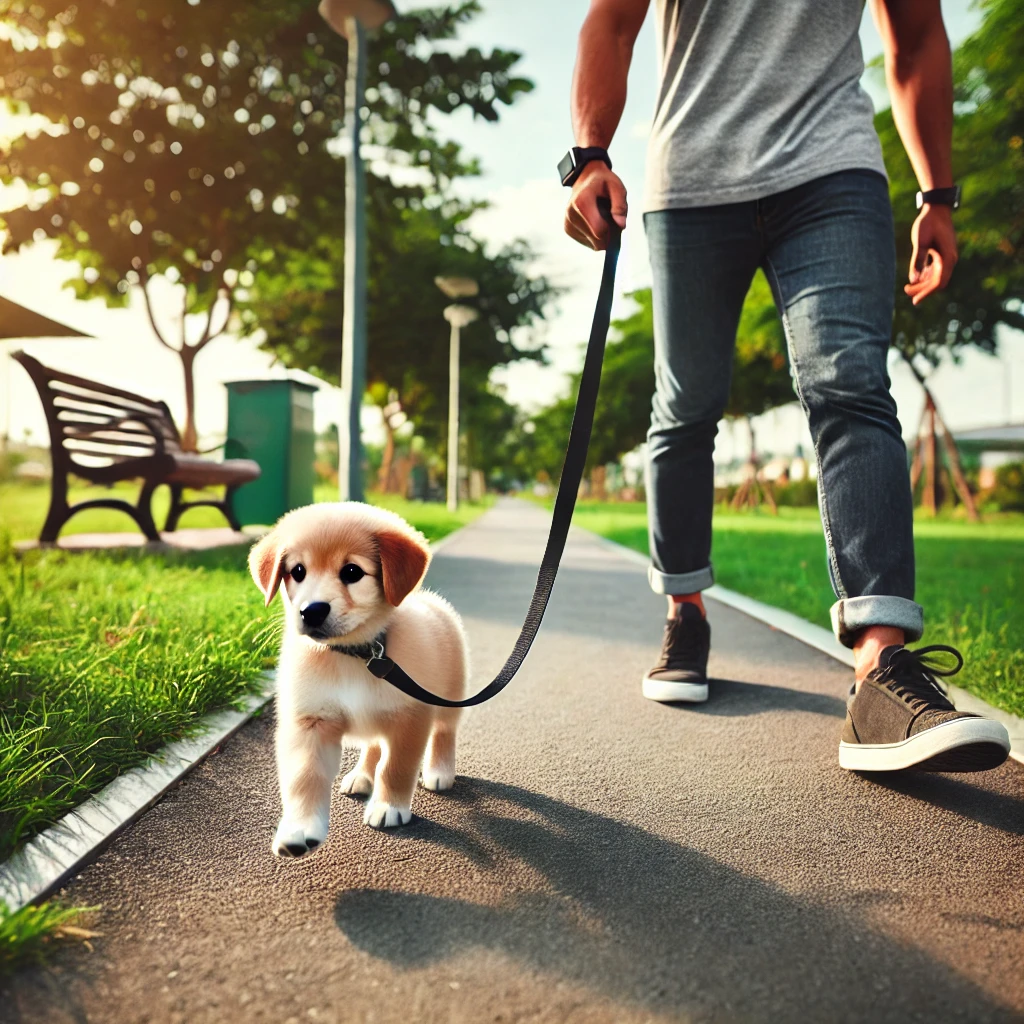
top-left (952, 424), bottom-right (1024, 489)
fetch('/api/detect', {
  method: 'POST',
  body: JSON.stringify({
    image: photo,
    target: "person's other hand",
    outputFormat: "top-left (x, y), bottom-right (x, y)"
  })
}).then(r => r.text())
top-left (904, 204), bottom-right (958, 306)
top-left (564, 162), bottom-right (628, 250)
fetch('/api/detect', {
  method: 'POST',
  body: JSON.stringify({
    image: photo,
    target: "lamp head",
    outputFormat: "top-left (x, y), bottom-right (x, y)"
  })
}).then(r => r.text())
top-left (434, 276), bottom-right (479, 300)
top-left (319, 0), bottom-right (397, 36)
top-left (443, 304), bottom-right (479, 330)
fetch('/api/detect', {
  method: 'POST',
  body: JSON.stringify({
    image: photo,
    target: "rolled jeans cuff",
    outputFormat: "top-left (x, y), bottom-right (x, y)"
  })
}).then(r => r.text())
top-left (830, 595), bottom-right (924, 649)
top-left (648, 563), bottom-right (715, 595)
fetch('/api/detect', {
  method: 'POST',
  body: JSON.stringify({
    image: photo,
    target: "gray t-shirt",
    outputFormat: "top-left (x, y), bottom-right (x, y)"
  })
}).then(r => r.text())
top-left (644, 0), bottom-right (887, 211)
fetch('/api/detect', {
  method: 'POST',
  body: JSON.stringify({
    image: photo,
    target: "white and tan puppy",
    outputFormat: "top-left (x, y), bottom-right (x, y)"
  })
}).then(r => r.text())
top-left (249, 502), bottom-right (468, 858)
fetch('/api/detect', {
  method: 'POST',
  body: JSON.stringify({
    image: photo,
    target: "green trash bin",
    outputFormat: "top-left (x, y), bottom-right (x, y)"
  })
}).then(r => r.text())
top-left (224, 378), bottom-right (318, 526)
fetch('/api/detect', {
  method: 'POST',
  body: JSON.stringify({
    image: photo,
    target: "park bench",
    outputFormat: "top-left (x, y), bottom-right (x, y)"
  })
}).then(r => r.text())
top-left (14, 351), bottom-right (261, 543)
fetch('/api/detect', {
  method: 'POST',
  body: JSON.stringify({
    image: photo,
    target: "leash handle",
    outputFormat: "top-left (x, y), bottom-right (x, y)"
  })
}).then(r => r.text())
top-left (367, 205), bottom-right (622, 707)
top-left (596, 194), bottom-right (617, 230)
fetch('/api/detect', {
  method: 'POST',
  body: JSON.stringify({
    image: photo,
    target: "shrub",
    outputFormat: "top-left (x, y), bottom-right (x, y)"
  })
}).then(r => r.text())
top-left (775, 478), bottom-right (819, 507)
top-left (992, 461), bottom-right (1024, 512)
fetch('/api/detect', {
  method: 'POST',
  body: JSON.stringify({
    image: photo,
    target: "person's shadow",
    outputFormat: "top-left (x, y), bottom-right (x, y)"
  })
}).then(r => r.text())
top-left (335, 778), bottom-right (1019, 1022)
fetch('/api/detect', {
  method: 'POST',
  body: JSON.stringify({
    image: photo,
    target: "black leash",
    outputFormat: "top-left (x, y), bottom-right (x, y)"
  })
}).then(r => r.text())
top-left (365, 199), bottom-right (621, 707)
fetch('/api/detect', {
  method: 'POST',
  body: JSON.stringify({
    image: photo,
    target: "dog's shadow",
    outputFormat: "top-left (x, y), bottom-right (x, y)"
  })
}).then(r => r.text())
top-left (334, 777), bottom-right (1017, 1022)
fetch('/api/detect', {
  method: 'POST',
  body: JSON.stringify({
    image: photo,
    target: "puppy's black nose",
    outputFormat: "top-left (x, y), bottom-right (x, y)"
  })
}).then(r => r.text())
top-left (299, 601), bottom-right (331, 628)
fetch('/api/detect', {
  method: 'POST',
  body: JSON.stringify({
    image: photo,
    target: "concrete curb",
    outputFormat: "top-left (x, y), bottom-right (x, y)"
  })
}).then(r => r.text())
top-left (584, 529), bottom-right (1024, 765)
top-left (0, 676), bottom-right (277, 913)
top-left (0, 527), bottom-right (472, 914)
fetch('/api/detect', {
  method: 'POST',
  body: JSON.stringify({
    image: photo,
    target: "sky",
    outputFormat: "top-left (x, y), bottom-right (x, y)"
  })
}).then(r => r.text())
top-left (2, 0), bottom-right (1020, 465)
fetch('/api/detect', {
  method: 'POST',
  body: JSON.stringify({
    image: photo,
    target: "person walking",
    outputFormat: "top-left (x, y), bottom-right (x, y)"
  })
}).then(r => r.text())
top-left (561, 0), bottom-right (1011, 772)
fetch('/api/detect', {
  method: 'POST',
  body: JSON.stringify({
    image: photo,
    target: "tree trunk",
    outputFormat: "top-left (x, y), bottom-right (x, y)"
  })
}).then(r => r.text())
top-left (179, 345), bottom-right (198, 453)
top-left (921, 395), bottom-right (937, 515)
top-left (729, 416), bottom-right (776, 512)
top-left (591, 463), bottom-right (608, 501)
top-left (377, 419), bottom-right (396, 493)
top-left (909, 432), bottom-right (923, 492)
top-left (934, 403), bottom-right (980, 521)
top-left (901, 355), bottom-right (977, 519)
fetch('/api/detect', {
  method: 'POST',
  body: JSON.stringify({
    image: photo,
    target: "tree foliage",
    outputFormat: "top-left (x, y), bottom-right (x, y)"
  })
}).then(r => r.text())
top-left (0, 0), bottom-right (544, 448)
top-left (244, 176), bottom-right (554, 454)
top-left (726, 270), bottom-right (793, 422)
top-left (525, 278), bottom-right (794, 482)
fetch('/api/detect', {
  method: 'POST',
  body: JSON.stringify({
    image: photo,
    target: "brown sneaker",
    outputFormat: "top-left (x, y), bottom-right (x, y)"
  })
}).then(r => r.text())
top-left (839, 645), bottom-right (1010, 772)
top-left (641, 603), bottom-right (711, 703)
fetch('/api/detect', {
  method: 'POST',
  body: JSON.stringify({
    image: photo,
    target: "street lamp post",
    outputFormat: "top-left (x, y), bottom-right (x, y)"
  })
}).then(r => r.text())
top-left (318, 0), bottom-right (396, 502)
top-left (435, 276), bottom-right (479, 512)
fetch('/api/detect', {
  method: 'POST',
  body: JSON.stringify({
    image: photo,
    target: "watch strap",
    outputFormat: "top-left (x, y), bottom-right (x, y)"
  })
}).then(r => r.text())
top-left (558, 146), bottom-right (612, 187)
top-left (916, 186), bottom-right (961, 210)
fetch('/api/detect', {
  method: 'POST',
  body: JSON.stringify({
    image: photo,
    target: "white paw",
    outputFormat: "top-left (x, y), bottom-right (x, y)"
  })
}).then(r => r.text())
top-left (363, 800), bottom-right (413, 829)
top-left (420, 768), bottom-right (455, 792)
top-left (338, 769), bottom-right (374, 796)
top-left (272, 816), bottom-right (328, 859)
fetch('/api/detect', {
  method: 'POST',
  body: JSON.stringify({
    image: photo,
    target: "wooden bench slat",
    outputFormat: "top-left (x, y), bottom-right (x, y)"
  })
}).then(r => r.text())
top-left (52, 392), bottom-right (169, 424)
top-left (43, 366), bottom-right (174, 411)
top-left (64, 436), bottom-right (161, 454)
top-left (57, 420), bottom-right (160, 440)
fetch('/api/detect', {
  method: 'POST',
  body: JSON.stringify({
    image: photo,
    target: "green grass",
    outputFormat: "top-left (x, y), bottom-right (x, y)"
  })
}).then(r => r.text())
top-left (0, 541), bottom-right (281, 861)
top-left (0, 480), bottom-right (488, 968)
top-left (359, 490), bottom-right (493, 543)
top-left (567, 502), bottom-right (1024, 719)
top-left (0, 901), bottom-right (97, 975)
top-left (0, 480), bottom-right (489, 544)
top-left (0, 480), bottom-right (232, 541)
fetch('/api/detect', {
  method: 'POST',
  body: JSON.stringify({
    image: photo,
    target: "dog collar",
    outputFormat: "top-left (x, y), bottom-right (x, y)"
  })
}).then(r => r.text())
top-left (325, 632), bottom-right (387, 662)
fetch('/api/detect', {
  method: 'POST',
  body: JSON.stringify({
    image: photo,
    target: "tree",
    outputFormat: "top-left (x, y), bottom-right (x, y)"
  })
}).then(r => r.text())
top-left (872, 0), bottom-right (1023, 517)
top-left (725, 270), bottom-right (794, 511)
top-left (0, 0), bottom-right (534, 450)
top-left (523, 290), bottom-right (654, 494)
top-left (243, 177), bottom-right (555, 461)
top-left (525, 279), bottom-right (796, 502)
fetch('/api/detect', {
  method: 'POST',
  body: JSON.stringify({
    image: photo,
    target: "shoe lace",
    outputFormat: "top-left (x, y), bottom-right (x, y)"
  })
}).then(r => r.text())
top-left (663, 614), bottom-right (706, 667)
top-left (873, 644), bottom-right (964, 713)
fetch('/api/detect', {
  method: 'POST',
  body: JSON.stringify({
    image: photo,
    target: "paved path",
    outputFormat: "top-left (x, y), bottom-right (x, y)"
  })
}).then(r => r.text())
top-left (5, 500), bottom-right (1023, 1024)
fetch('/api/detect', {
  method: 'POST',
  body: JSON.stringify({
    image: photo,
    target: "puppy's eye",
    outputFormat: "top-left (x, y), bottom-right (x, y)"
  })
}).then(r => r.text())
top-left (289, 564), bottom-right (306, 583)
top-left (339, 563), bottom-right (365, 585)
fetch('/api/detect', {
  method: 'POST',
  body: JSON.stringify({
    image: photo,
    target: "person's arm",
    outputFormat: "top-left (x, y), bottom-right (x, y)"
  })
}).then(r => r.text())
top-left (871, 0), bottom-right (957, 305)
top-left (565, 0), bottom-right (649, 250)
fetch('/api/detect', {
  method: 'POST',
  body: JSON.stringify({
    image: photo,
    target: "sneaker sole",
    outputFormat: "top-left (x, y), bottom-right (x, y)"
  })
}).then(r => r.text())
top-left (641, 676), bottom-right (709, 704)
top-left (838, 717), bottom-right (1011, 773)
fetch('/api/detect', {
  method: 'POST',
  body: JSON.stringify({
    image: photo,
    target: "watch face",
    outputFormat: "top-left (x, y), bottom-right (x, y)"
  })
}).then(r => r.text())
top-left (558, 150), bottom-right (577, 186)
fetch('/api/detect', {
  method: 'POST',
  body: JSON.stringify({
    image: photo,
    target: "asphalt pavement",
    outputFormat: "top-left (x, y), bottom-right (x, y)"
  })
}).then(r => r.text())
top-left (4, 498), bottom-right (1023, 1024)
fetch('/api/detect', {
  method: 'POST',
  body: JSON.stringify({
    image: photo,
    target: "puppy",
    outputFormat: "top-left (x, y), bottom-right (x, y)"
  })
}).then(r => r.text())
top-left (248, 502), bottom-right (468, 858)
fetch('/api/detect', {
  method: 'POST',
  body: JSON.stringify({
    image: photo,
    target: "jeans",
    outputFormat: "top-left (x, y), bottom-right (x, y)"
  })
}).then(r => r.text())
top-left (644, 169), bottom-right (923, 648)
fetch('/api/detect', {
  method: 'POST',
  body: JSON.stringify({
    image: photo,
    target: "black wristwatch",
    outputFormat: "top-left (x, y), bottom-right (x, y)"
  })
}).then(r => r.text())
top-left (558, 146), bottom-right (612, 187)
top-left (916, 185), bottom-right (961, 210)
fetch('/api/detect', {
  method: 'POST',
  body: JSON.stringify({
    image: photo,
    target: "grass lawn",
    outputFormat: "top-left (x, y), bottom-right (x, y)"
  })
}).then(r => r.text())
top-left (0, 480), bottom-right (487, 544)
top-left (568, 501), bottom-right (1024, 719)
top-left (0, 480), bottom-right (488, 967)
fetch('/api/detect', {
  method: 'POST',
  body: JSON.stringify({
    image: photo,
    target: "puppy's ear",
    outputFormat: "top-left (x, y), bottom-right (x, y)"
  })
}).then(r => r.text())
top-left (249, 532), bottom-right (286, 607)
top-left (376, 528), bottom-right (430, 607)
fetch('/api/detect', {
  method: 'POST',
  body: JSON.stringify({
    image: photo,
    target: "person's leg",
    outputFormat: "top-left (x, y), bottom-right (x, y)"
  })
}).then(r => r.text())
top-left (644, 205), bottom-right (760, 598)
top-left (760, 170), bottom-right (920, 663)
top-left (643, 205), bottom-right (759, 701)
top-left (762, 170), bottom-right (1009, 771)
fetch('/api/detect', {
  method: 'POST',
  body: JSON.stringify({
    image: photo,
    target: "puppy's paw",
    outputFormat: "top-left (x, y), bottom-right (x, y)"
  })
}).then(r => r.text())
top-left (363, 800), bottom-right (413, 829)
top-left (272, 817), bottom-right (327, 859)
top-left (420, 768), bottom-right (455, 792)
top-left (338, 769), bottom-right (374, 797)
